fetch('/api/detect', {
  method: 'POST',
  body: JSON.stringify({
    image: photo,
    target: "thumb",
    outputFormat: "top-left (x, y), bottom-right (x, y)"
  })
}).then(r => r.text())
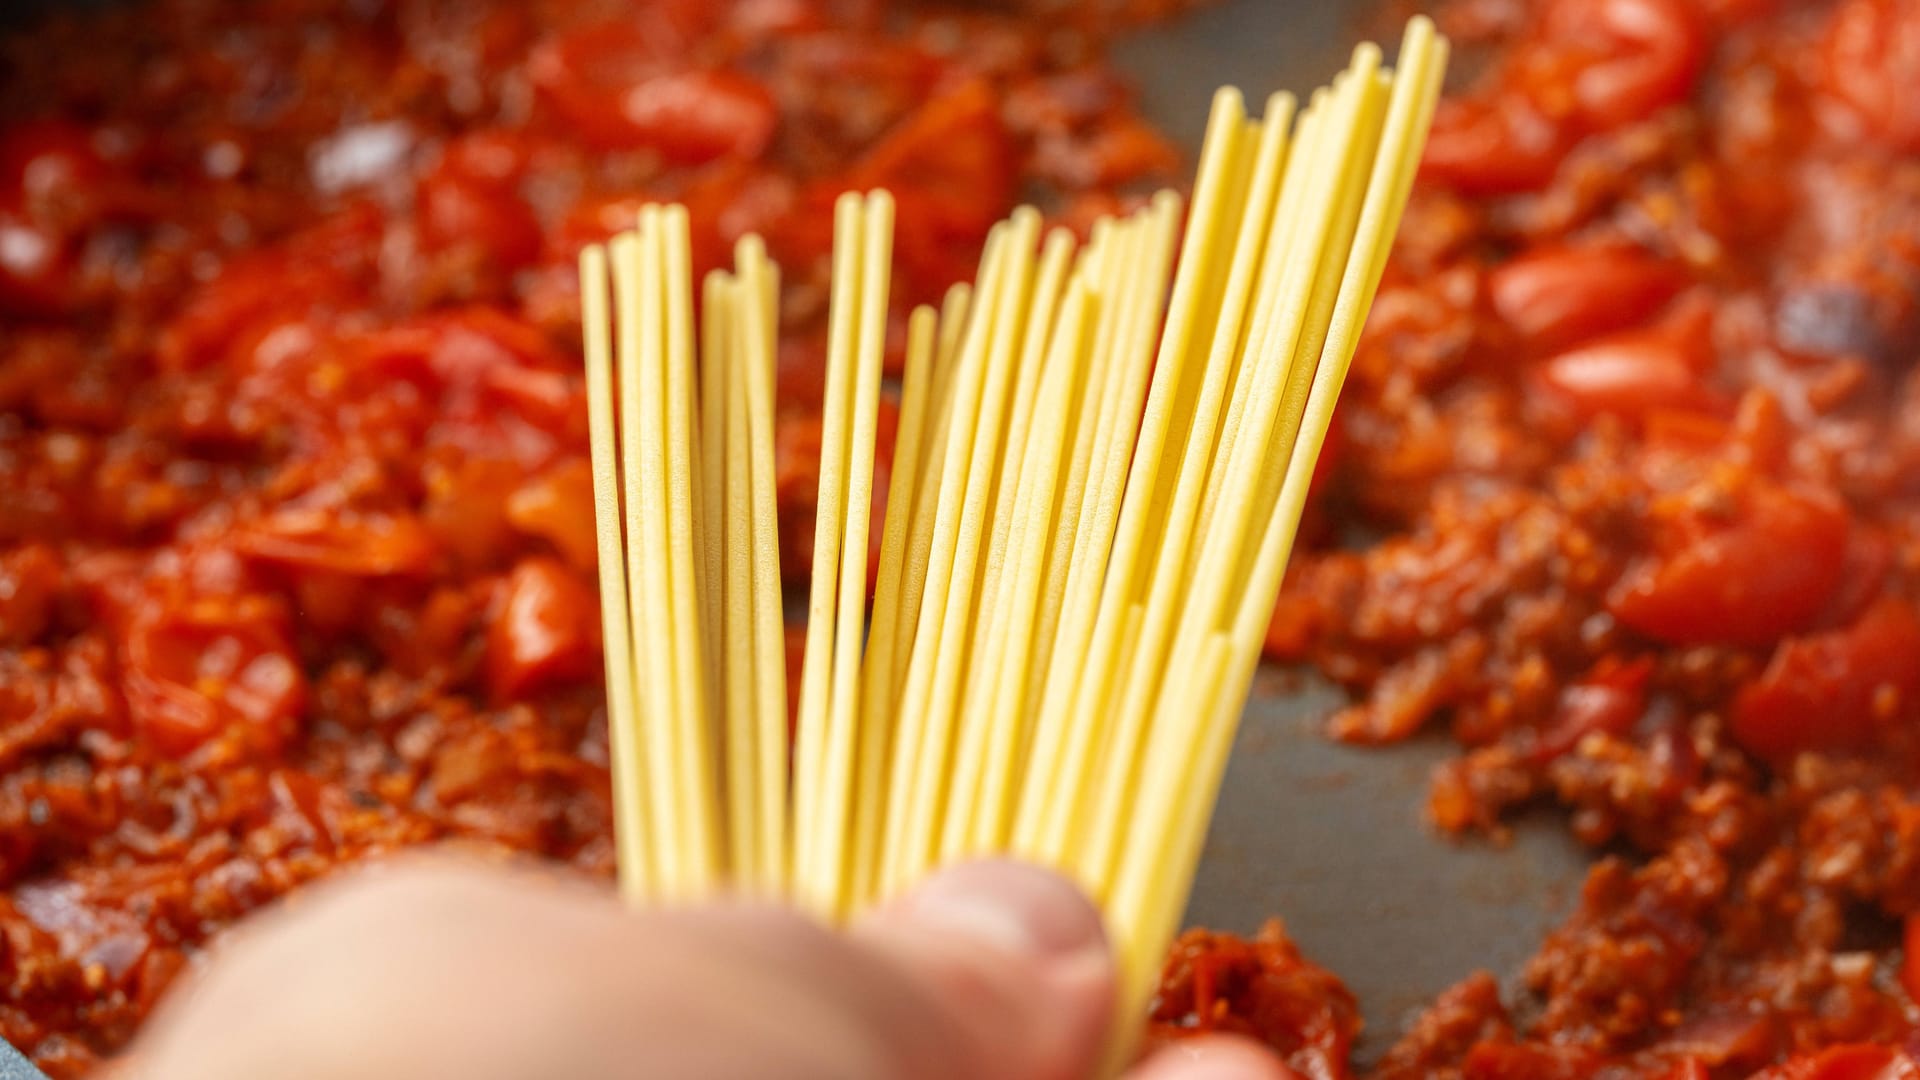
top-left (851, 860), bottom-right (1117, 1080)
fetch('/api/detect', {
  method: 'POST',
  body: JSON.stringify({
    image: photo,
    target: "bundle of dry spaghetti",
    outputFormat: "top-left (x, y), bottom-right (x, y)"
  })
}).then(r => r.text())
top-left (578, 17), bottom-right (1446, 1062)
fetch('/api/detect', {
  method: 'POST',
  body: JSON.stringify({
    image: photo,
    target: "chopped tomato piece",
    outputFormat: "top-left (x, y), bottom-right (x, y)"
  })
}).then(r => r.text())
top-left (505, 458), bottom-right (601, 573)
top-left (1536, 336), bottom-right (1715, 420)
top-left (1420, 94), bottom-right (1570, 196)
top-left (1543, 0), bottom-right (1706, 130)
top-left (1608, 481), bottom-right (1851, 648)
top-left (1489, 246), bottom-right (1688, 351)
top-left (1730, 599), bottom-right (1920, 764)
top-left (486, 557), bottom-right (602, 700)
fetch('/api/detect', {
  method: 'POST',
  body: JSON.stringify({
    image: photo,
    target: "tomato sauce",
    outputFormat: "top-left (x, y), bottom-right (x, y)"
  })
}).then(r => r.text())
top-left (5, 0), bottom-right (1920, 1077)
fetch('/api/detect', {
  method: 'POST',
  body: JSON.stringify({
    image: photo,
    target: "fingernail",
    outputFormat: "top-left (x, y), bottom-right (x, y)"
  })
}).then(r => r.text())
top-left (1142, 1037), bottom-right (1294, 1080)
top-left (903, 859), bottom-right (1108, 962)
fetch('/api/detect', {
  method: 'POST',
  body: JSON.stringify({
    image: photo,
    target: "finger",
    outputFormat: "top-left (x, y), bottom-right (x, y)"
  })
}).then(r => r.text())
top-left (848, 859), bottom-right (1117, 1080)
top-left (1128, 1035), bottom-right (1296, 1080)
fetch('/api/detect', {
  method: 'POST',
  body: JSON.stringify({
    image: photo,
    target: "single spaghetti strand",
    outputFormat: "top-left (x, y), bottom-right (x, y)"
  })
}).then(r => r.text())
top-left (712, 272), bottom-right (765, 890)
top-left (579, 245), bottom-right (653, 903)
top-left (807, 192), bottom-right (894, 919)
top-left (612, 215), bottom-right (687, 894)
top-left (794, 193), bottom-right (867, 902)
top-left (737, 237), bottom-right (790, 892)
top-left (851, 303), bottom-right (940, 907)
top-left (660, 205), bottom-right (723, 891)
top-left (698, 271), bottom-right (728, 766)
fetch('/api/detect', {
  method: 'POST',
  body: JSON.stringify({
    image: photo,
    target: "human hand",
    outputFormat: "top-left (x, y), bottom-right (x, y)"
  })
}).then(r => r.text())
top-left (129, 857), bottom-right (1286, 1080)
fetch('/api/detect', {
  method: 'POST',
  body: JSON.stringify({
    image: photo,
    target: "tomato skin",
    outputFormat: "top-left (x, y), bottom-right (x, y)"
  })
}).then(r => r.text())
top-left (1545, 0), bottom-right (1706, 130)
top-left (1820, 0), bottom-right (1920, 152)
top-left (1420, 96), bottom-right (1570, 196)
top-left (1536, 336), bottom-right (1715, 419)
top-left (1489, 246), bottom-right (1688, 352)
top-left (1608, 482), bottom-right (1852, 648)
top-left (486, 557), bottom-right (601, 700)
top-left (1730, 599), bottom-right (1920, 764)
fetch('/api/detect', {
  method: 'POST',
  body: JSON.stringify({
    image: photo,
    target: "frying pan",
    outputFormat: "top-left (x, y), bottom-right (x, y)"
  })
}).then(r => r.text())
top-left (0, 0), bottom-right (1591, 1073)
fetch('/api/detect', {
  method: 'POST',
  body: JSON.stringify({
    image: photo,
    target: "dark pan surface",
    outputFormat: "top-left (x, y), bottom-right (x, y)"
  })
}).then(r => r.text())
top-left (1117, 3), bottom-right (1592, 1060)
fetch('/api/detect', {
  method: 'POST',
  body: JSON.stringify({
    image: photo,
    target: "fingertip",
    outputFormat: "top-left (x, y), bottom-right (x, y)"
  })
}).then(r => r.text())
top-left (890, 859), bottom-right (1109, 965)
top-left (1130, 1035), bottom-right (1297, 1080)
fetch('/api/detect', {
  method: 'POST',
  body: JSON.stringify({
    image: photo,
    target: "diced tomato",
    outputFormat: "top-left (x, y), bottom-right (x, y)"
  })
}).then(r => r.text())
top-left (505, 458), bottom-right (600, 574)
top-left (1420, 95), bottom-right (1571, 196)
top-left (121, 595), bottom-right (305, 758)
top-left (1535, 335), bottom-right (1716, 420)
top-left (233, 509), bottom-right (438, 578)
top-left (1488, 246), bottom-right (1688, 351)
top-left (1819, 0), bottom-right (1920, 153)
top-left (1729, 599), bottom-right (1920, 764)
top-left (486, 557), bottom-right (602, 700)
top-left (1543, 0), bottom-right (1706, 130)
top-left (1608, 481), bottom-right (1851, 648)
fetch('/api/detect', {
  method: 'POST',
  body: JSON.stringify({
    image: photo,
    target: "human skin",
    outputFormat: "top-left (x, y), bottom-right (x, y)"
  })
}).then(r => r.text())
top-left (125, 857), bottom-right (1288, 1080)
